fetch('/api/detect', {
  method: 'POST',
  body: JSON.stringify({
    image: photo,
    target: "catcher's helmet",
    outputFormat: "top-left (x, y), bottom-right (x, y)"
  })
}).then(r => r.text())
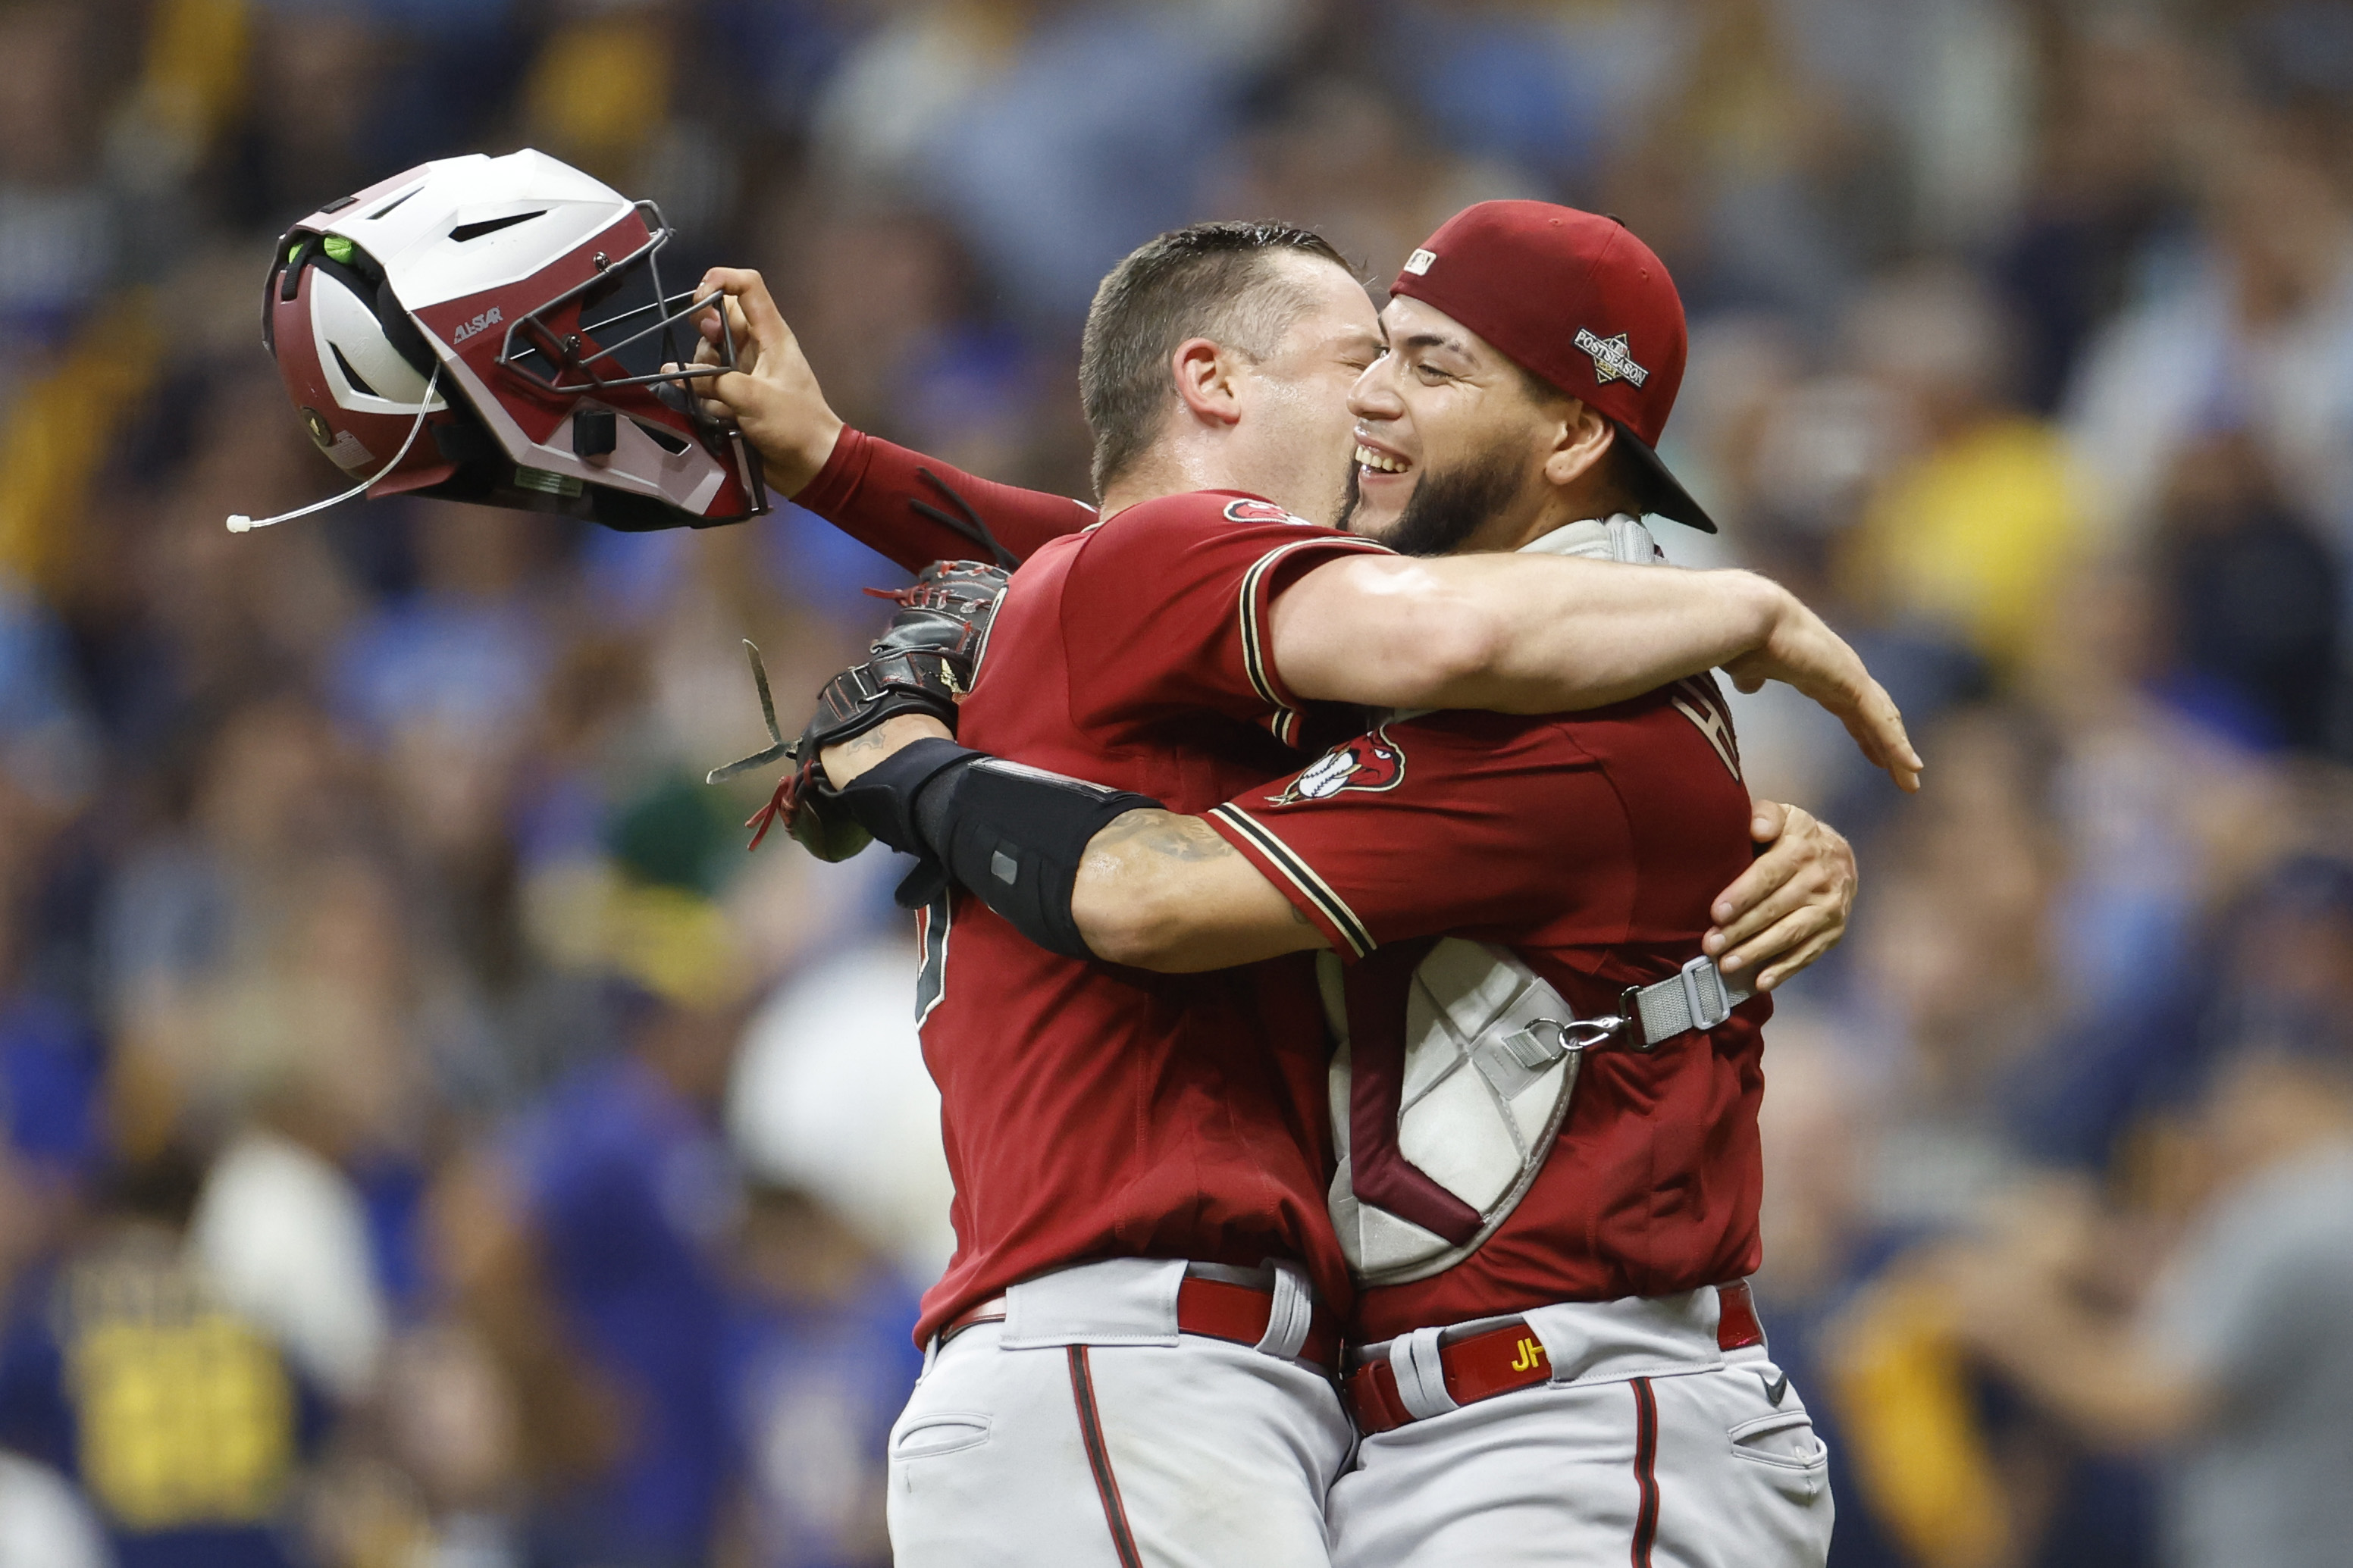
top-left (258, 149), bottom-right (766, 531)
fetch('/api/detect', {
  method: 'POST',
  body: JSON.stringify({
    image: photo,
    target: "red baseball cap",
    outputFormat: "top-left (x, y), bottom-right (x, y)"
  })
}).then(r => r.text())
top-left (1390, 200), bottom-right (1716, 533)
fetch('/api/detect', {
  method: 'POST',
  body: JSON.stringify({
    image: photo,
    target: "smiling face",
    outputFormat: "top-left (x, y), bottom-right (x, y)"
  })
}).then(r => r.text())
top-left (1343, 293), bottom-right (1601, 553)
top-left (1220, 252), bottom-right (1385, 527)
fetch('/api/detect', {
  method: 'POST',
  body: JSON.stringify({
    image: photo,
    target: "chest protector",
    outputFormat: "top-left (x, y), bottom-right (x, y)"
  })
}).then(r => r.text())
top-left (1323, 514), bottom-right (1663, 1286)
top-left (1322, 940), bottom-right (1618, 1284)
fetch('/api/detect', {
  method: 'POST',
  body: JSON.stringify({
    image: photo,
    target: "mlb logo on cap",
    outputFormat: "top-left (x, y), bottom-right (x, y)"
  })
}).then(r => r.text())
top-left (1390, 202), bottom-right (1715, 532)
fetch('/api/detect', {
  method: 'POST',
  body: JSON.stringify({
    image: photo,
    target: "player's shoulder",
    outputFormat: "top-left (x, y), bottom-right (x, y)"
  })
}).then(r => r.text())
top-left (1549, 674), bottom-right (1748, 792)
top-left (1124, 489), bottom-right (1333, 530)
top-left (1377, 690), bottom-right (1740, 793)
top-left (1252, 711), bottom-right (1596, 813)
top-left (1081, 490), bottom-right (1369, 561)
top-left (1390, 706), bottom-right (1599, 759)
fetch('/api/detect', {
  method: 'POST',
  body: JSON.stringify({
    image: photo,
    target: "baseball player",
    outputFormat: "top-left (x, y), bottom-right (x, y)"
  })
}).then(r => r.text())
top-left (697, 216), bottom-right (1897, 1566)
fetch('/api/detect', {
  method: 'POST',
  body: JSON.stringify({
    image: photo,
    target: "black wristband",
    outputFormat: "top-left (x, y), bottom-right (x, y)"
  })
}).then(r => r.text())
top-left (827, 738), bottom-right (1163, 956)
top-left (829, 737), bottom-right (982, 855)
top-left (921, 758), bottom-right (1162, 959)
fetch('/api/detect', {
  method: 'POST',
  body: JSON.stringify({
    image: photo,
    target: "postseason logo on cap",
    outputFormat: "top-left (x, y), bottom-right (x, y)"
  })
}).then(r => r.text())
top-left (1574, 327), bottom-right (1648, 388)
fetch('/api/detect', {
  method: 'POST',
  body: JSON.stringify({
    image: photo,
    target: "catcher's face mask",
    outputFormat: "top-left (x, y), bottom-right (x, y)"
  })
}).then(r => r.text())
top-left (249, 148), bottom-right (765, 533)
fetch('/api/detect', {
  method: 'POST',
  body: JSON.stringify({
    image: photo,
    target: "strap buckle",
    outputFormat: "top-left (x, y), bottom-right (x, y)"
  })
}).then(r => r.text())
top-left (1554, 1018), bottom-right (1628, 1051)
top-left (1678, 954), bottom-right (1733, 1032)
top-left (1510, 1017), bottom-right (1626, 1063)
top-left (1616, 987), bottom-right (1650, 1051)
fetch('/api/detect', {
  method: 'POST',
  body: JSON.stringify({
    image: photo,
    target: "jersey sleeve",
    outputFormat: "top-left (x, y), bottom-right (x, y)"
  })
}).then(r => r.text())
top-left (791, 427), bottom-right (1098, 572)
top-left (1202, 712), bottom-right (1625, 959)
top-left (1059, 496), bottom-right (1393, 745)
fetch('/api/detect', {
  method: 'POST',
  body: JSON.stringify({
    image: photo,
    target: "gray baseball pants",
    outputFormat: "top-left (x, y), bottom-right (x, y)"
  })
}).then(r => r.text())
top-left (885, 1257), bottom-right (1353, 1568)
top-left (1330, 1289), bottom-right (1833, 1567)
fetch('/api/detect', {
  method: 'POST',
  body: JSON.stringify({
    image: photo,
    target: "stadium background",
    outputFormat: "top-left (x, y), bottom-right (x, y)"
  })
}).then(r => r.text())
top-left (2, 1), bottom-right (2351, 1564)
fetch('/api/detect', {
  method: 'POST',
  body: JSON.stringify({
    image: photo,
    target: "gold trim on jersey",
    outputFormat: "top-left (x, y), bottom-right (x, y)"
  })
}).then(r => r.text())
top-left (1234, 537), bottom-right (1389, 747)
top-left (1208, 803), bottom-right (1374, 959)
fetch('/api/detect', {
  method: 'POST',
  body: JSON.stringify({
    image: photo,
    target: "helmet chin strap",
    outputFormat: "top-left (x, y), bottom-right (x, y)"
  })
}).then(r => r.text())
top-left (228, 367), bottom-right (441, 533)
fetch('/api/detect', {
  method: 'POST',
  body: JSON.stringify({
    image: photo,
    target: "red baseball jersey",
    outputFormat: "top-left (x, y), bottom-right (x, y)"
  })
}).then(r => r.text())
top-left (1204, 681), bottom-right (1772, 1344)
top-left (823, 472), bottom-right (1390, 1343)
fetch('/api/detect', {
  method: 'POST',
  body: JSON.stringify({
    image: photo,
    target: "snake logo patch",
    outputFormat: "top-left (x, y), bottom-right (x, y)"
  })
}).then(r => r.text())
top-left (1267, 727), bottom-right (1405, 806)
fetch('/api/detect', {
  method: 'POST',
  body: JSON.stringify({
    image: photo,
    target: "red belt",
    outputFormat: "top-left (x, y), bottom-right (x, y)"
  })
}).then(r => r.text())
top-left (1344, 1282), bottom-right (1767, 1435)
top-left (943, 1275), bottom-right (1343, 1372)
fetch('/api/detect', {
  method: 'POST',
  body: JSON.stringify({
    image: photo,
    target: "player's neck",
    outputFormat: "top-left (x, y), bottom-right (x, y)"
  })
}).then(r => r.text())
top-left (1099, 433), bottom-right (1317, 521)
top-left (1458, 488), bottom-right (1601, 555)
top-left (1098, 435), bottom-right (1239, 517)
top-left (1095, 469), bottom-right (1177, 518)
top-left (1500, 478), bottom-right (1629, 552)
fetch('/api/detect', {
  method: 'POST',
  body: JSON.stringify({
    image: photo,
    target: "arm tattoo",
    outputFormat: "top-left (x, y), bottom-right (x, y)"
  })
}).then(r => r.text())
top-left (837, 727), bottom-right (899, 760)
top-left (1096, 809), bottom-right (1236, 862)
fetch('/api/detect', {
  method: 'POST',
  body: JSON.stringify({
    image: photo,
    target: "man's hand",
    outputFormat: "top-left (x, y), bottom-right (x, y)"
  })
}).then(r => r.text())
top-left (685, 267), bottom-right (845, 497)
top-left (744, 560), bottom-right (1005, 856)
top-left (1722, 592), bottom-right (1922, 792)
top-left (1703, 801), bottom-right (1855, 991)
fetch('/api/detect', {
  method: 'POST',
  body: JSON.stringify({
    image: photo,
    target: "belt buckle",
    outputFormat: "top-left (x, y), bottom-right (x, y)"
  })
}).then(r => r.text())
top-left (1678, 955), bottom-right (1732, 1032)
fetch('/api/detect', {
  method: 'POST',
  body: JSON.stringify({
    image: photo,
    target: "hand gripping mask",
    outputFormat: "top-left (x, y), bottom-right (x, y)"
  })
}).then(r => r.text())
top-left (246, 148), bottom-right (766, 533)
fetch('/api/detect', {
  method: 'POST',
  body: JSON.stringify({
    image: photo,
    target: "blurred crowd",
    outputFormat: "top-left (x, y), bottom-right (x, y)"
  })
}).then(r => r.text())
top-left (1, 1), bottom-right (2351, 1566)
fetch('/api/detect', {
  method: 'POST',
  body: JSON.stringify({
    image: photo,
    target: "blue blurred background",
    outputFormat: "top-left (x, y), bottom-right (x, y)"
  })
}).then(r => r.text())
top-left (2, 2), bottom-right (2353, 1566)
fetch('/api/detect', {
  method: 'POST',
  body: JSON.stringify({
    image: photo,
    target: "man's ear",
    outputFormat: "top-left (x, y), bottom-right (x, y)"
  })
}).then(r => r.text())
top-left (1170, 337), bottom-right (1245, 429)
top-left (1540, 399), bottom-right (1616, 490)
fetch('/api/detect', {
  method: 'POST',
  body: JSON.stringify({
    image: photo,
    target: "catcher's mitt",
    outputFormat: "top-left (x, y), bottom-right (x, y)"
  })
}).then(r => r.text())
top-left (715, 560), bottom-right (1009, 857)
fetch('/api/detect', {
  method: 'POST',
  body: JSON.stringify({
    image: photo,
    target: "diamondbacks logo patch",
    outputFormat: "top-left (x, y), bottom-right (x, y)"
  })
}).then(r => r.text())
top-left (1223, 498), bottom-right (1305, 525)
top-left (1267, 727), bottom-right (1405, 806)
top-left (1574, 327), bottom-right (1648, 388)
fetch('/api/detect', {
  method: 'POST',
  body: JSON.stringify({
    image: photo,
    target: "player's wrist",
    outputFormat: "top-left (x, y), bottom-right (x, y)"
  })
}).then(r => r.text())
top-left (822, 711), bottom-right (954, 787)
top-left (831, 737), bottom-right (982, 857)
top-left (834, 741), bottom-right (1167, 953)
top-left (772, 410), bottom-right (847, 499)
top-left (1732, 571), bottom-right (1791, 659)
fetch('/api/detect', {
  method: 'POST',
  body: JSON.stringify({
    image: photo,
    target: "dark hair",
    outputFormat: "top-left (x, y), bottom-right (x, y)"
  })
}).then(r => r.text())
top-left (1078, 221), bottom-right (1352, 497)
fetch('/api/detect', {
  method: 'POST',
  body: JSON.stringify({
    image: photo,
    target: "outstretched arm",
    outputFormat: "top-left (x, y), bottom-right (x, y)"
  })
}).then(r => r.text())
top-left (1273, 552), bottom-right (1920, 791)
top-left (821, 715), bottom-right (1857, 982)
top-left (1067, 800), bottom-right (1856, 978)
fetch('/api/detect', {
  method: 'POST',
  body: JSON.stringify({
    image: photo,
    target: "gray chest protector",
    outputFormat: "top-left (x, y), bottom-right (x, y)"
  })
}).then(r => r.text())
top-left (1323, 515), bottom-right (1663, 1288)
top-left (1322, 940), bottom-right (1622, 1284)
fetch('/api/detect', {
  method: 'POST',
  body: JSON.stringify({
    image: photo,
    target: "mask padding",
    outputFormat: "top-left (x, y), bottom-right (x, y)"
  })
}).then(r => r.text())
top-left (373, 274), bottom-right (439, 380)
top-left (279, 234), bottom-right (322, 302)
top-left (296, 239), bottom-right (440, 384)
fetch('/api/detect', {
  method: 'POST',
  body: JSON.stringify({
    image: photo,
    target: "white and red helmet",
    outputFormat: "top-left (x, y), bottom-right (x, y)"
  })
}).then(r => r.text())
top-left (262, 149), bottom-right (766, 530)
